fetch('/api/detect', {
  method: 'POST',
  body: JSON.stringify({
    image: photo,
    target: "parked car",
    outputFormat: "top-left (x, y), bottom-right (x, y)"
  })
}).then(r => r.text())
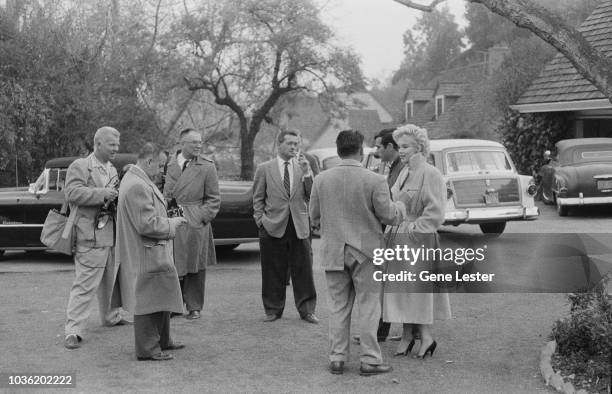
top-left (539, 138), bottom-right (612, 216)
top-left (363, 139), bottom-right (539, 234)
top-left (307, 147), bottom-right (377, 172)
top-left (0, 154), bottom-right (258, 257)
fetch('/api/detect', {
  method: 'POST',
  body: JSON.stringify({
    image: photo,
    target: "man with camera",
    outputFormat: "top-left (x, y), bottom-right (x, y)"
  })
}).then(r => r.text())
top-left (63, 126), bottom-right (131, 350)
top-left (116, 143), bottom-right (187, 361)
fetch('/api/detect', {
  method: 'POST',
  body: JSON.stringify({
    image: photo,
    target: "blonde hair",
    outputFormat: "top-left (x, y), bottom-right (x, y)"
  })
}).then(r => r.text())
top-left (392, 124), bottom-right (430, 156)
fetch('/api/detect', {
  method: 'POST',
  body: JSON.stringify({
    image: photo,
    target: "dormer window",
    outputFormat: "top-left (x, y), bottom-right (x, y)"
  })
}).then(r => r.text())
top-left (405, 100), bottom-right (413, 121)
top-left (435, 95), bottom-right (444, 119)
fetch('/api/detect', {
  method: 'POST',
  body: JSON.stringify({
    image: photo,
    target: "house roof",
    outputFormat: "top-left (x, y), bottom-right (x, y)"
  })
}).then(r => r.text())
top-left (404, 88), bottom-right (434, 102)
top-left (513, 1), bottom-right (612, 112)
top-left (433, 82), bottom-right (470, 97)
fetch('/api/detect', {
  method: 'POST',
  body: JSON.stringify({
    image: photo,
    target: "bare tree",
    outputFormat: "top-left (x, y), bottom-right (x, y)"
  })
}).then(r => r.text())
top-left (393, 0), bottom-right (612, 101)
top-left (173, 0), bottom-right (364, 179)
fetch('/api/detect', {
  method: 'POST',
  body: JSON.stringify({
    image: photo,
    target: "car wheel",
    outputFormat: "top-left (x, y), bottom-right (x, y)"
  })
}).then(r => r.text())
top-left (216, 244), bottom-right (239, 253)
top-left (479, 222), bottom-right (506, 235)
top-left (556, 200), bottom-right (569, 216)
top-left (541, 188), bottom-right (554, 204)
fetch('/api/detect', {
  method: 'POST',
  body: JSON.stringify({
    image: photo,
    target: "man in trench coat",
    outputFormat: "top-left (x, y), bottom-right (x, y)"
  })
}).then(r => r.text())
top-left (63, 126), bottom-right (132, 350)
top-left (163, 129), bottom-right (221, 320)
top-left (116, 143), bottom-right (187, 361)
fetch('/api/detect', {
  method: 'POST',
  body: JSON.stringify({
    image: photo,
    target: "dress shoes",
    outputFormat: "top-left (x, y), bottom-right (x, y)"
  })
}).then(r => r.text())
top-left (162, 342), bottom-right (185, 351)
top-left (329, 361), bottom-right (344, 375)
top-left (170, 312), bottom-right (183, 318)
top-left (263, 313), bottom-right (281, 322)
top-left (301, 313), bottom-right (320, 324)
top-left (115, 318), bottom-right (134, 326)
top-left (185, 310), bottom-right (201, 320)
top-left (359, 363), bottom-right (393, 376)
top-left (137, 352), bottom-right (173, 361)
top-left (64, 334), bottom-right (81, 350)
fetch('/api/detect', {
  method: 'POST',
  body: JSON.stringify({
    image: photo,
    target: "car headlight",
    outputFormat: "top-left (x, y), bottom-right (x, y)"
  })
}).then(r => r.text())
top-left (527, 183), bottom-right (537, 196)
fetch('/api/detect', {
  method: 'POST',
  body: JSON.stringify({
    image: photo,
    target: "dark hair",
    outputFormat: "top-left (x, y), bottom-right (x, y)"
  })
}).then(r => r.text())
top-left (179, 128), bottom-right (195, 139)
top-left (137, 142), bottom-right (160, 160)
top-left (336, 129), bottom-right (364, 158)
top-left (375, 128), bottom-right (398, 150)
top-left (277, 130), bottom-right (299, 144)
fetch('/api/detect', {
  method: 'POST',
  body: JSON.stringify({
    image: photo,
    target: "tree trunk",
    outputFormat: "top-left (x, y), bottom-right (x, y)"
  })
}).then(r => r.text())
top-left (239, 119), bottom-right (255, 180)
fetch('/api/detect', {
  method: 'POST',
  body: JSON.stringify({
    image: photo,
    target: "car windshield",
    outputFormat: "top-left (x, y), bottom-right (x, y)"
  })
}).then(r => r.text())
top-left (446, 150), bottom-right (512, 173)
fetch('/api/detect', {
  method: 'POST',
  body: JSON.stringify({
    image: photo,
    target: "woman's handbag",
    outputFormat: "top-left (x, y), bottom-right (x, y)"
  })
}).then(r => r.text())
top-left (40, 201), bottom-right (78, 255)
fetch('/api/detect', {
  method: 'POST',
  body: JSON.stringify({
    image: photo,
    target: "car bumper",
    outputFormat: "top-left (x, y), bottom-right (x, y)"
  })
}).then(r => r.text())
top-left (444, 206), bottom-right (539, 225)
top-left (557, 195), bottom-right (612, 206)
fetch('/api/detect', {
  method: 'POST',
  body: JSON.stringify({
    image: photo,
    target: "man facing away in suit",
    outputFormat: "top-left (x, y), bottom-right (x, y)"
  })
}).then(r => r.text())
top-left (309, 129), bottom-right (406, 376)
top-left (163, 128), bottom-right (220, 320)
top-left (252, 130), bottom-right (318, 324)
top-left (116, 143), bottom-right (187, 361)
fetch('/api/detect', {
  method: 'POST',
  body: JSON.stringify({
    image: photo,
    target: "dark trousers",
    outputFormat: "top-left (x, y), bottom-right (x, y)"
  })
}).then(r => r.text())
top-left (259, 216), bottom-right (317, 317)
top-left (377, 319), bottom-right (391, 340)
top-left (179, 270), bottom-right (206, 312)
top-left (134, 312), bottom-right (172, 358)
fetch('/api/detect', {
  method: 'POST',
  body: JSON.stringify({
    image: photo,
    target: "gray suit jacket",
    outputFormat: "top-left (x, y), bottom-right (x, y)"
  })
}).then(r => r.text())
top-left (64, 153), bottom-right (117, 253)
top-left (252, 159), bottom-right (312, 239)
top-left (309, 159), bottom-right (403, 271)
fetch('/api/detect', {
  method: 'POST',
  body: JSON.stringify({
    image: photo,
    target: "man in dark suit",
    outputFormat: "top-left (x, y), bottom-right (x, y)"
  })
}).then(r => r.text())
top-left (309, 130), bottom-right (405, 375)
top-left (252, 130), bottom-right (318, 324)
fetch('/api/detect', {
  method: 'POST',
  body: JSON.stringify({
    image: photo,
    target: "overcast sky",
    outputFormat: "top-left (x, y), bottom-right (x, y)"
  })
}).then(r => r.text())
top-left (320, 0), bottom-right (468, 82)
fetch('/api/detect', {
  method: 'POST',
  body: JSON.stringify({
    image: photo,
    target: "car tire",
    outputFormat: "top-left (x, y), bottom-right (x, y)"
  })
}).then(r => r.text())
top-left (479, 222), bottom-right (506, 235)
top-left (216, 244), bottom-right (239, 253)
top-left (541, 188), bottom-right (554, 205)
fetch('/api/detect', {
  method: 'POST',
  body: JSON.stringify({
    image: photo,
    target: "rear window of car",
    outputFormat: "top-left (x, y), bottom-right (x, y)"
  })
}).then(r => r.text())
top-left (446, 150), bottom-right (512, 173)
top-left (48, 168), bottom-right (68, 191)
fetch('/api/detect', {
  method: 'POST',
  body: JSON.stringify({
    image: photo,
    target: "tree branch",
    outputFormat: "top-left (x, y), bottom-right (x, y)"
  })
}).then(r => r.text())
top-left (392, 0), bottom-right (444, 12)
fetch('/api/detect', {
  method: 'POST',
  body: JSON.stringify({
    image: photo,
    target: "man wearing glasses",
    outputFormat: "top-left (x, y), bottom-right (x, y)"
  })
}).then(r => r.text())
top-left (163, 128), bottom-right (220, 320)
top-left (64, 126), bottom-right (131, 349)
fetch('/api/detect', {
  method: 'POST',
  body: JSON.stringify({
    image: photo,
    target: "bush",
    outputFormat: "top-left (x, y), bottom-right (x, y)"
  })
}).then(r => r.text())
top-left (498, 110), bottom-right (572, 176)
top-left (550, 278), bottom-right (612, 386)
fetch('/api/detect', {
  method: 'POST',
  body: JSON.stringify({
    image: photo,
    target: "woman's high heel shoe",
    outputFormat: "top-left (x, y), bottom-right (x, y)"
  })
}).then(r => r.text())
top-left (393, 339), bottom-right (415, 356)
top-left (415, 340), bottom-right (437, 359)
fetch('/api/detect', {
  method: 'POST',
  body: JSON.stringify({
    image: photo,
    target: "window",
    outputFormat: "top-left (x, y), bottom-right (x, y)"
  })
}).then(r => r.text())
top-left (405, 100), bottom-right (413, 120)
top-left (435, 95), bottom-right (444, 119)
top-left (446, 151), bottom-right (512, 173)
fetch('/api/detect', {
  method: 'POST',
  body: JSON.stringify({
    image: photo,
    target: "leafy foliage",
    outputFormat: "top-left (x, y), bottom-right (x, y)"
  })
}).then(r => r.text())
top-left (499, 110), bottom-right (572, 176)
top-left (392, 6), bottom-right (463, 86)
top-left (551, 281), bottom-right (612, 390)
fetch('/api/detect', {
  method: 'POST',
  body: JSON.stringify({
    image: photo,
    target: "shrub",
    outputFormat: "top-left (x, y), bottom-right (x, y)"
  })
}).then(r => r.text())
top-left (498, 109), bottom-right (572, 176)
top-left (550, 278), bottom-right (612, 385)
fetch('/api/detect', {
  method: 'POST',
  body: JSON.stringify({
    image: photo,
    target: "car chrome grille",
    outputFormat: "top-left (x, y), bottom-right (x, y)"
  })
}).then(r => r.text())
top-left (452, 178), bottom-right (520, 206)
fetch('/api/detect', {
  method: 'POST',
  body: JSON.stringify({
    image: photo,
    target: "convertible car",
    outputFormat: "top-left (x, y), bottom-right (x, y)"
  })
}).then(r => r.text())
top-left (0, 154), bottom-right (258, 257)
top-left (540, 138), bottom-right (612, 216)
top-left (363, 139), bottom-right (539, 234)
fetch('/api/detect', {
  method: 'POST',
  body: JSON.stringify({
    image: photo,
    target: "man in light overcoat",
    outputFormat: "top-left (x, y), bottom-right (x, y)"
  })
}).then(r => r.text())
top-left (252, 130), bottom-right (318, 324)
top-left (63, 126), bottom-right (132, 350)
top-left (163, 129), bottom-right (220, 320)
top-left (309, 129), bottom-right (405, 376)
top-left (116, 143), bottom-right (187, 361)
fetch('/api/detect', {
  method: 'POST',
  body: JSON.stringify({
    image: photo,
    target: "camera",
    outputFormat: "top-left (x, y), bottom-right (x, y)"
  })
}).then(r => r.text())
top-left (167, 198), bottom-right (184, 218)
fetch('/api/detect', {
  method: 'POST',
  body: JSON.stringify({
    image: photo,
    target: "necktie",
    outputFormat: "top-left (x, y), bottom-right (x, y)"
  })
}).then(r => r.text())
top-left (182, 159), bottom-right (190, 172)
top-left (283, 161), bottom-right (291, 196)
